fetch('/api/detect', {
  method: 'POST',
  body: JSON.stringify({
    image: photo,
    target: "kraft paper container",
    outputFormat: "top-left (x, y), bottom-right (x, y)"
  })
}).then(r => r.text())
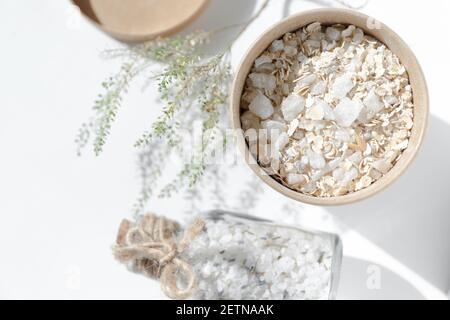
top-left (230, 9), bottom-right (428, 206)
top-left (72, 0), bottom-right (209, 42)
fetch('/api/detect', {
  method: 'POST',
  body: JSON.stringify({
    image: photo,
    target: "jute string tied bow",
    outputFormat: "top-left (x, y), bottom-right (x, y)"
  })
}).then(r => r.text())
top-left (113, 213), bottom-right (205, 300)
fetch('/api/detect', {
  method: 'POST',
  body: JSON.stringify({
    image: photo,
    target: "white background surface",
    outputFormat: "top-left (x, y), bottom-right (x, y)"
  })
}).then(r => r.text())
top-left (0, 0), bottom-right (449, 300)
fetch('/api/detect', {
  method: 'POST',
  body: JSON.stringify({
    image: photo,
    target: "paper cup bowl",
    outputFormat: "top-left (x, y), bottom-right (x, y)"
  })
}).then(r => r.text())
top-left (72, 0), bottom-right (210, 42)
top-left (230, 9), bottom-right (428, 206)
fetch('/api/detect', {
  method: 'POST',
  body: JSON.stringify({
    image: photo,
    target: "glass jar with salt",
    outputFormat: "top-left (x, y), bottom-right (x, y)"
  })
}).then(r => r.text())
top-left (113, 210), bottom-right (342, 300)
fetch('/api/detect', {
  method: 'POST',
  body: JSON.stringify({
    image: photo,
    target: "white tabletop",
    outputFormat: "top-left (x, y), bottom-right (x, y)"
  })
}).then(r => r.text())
top-left (0, 0), bottom-right (449, 300)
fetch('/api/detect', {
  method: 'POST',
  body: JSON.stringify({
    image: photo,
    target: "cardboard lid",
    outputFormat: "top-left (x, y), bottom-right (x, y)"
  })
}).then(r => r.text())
top-left (73, 0), bottom-right (209, 42)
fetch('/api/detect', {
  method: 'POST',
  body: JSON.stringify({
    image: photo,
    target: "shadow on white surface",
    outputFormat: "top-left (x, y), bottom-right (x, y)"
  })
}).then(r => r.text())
top-left (282, 0), bottom-right (368, 17)
top-left (95, 0), bottom-right (258, 54)
top-left (185, 0), bottom-right (257, 54)
top-left (337, 257), bottom-right (424, 300)
top-left (329, 116), bottom-right (450, 292)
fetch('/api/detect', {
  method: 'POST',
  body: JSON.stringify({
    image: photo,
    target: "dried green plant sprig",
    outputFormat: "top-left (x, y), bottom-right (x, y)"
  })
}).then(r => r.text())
top-left (76, 0), bottom-right (366, 215)
top-left (76, 30), bottom-right (211, 156)
top-left (75, 1), bottom-right (270, 215)
top-left (77, 60), bottom-right (142, 156)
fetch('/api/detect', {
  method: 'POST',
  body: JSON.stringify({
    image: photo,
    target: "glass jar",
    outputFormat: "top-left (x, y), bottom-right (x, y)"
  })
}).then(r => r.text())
top-left (182, 210), bottom-right (342, 300)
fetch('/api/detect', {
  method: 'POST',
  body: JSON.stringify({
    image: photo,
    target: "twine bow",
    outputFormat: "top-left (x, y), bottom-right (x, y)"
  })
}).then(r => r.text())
top-left (113, 213), bottom-right (205, 300)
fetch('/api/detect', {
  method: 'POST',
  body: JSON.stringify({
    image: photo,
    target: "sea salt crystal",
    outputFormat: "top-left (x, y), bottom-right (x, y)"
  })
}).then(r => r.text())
top-left (352, 28), bottom-right (364, 44)
top-left (385, 95), bottom-right (398, 106)
top-left (328, 157), bottom-right (343, 170)
top-left (308, 151), bottom-right (326, 169)
top-left (334, 98), bottom-right (363, 127)
top-left (306, 102), bottom-right (325, 120)
top-left (286, 147), bottom-right (298, 158)
top-left (311, 81), bottom-right (327, 95)
top-left (348, 151), bottom-right (362, 164)
top-left (311, 169), bottom-right (327, 182)
top-left (277, 256), bottom-right (296, 273)
top-left (342, 25), bottom-right (355, 38)
top-left (346, 55), bottom-right (363, 72)
top-left (284, 45), bottom-right (298, 57)
top-left (254, 55), bottom-right (272, 68)
top-left (341, 167), bottom-right (358, 186)
top-left (334, 128), bottom-right (350, 142)
top-left (333, 168), bottom-right (345, 181)
top-left (275, 132), bottom-right (289, 152)
top-left (360, 89), bottom-right (384, 122)
top-left (331, 73), bottom-right (354, 99)
top-left (249, 91), bottom-right (274, 119)
top-left (305, 95), bottom-right (315, 109)
top-left (249, 73), bottom-right (277, 91)
top-left (297, 155), bottom-right (309, 170)
top-left (261, 120), bottom-right (287, 142)
top-left (326, 27), bottom-right (341, 41)
top-left (219, 234), bottom-right (233, 245)
top-left (395, 140), bottom-right (409, 150)
top-left (281, 94), bottom-right (305, 121)
top-left (287, 173), bottom-right (306, 186)
top-left (303, 182), bottom-right (317, 193)
top-left (201, 261), bottom-right (214, 277)
top-left (270, 39), bottom-right (284, 52)
top-left (318, 100), bottom-right (335, 121)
